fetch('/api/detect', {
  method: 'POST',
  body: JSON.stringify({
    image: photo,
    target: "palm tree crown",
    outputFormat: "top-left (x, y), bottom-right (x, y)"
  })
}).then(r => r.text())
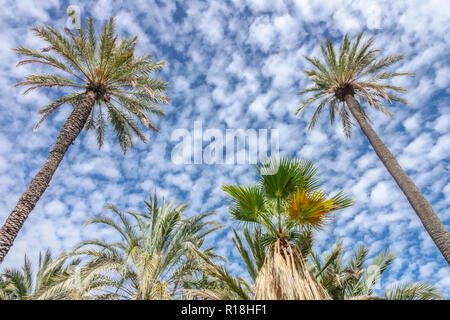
top-left (0, 250), bottom-right (80, 300)
top-left (296, 31), bottom-right (413, 137)
top-left (67, 193), bottom-right (221, 299)
top-left (222, 157), bottom-right (352, 240)
top-left (15, 17), bottom-right (168, 153)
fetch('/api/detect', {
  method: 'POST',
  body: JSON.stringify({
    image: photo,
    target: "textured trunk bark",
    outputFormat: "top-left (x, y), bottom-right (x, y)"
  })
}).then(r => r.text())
top-left (345, 94), bottom-right (450, 265)
top-left (0, 91), bottom-right (97, 264)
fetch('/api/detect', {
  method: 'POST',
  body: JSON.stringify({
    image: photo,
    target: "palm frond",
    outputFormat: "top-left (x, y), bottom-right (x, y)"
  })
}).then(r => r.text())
top-left (222, 184), bottom-right (266, 225)
top-left (384, 282), bottom-right (443, 300)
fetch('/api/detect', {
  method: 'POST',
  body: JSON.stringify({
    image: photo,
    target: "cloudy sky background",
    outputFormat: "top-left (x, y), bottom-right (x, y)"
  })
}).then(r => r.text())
top-left (0, 0), bottom-right (449, 297)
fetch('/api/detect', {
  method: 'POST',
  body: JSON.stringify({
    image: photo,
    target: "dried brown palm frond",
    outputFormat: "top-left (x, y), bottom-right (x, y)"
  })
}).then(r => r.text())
top-left (254, 239), bottom-right (330, 300)
top-left (349, 295), bottom-right (385, 300)
top-left (183, 248), bottom-right (253, 300)
top-left (184, 288), bottom-right (248, 300)
top-left (184, 289), bottom-right (223, 300)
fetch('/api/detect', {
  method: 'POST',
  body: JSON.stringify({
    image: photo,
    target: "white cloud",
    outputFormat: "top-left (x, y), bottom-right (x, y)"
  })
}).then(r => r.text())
top-left (435, 67), bottom-right (450, 88)
top-left (247, 16), bottom-right (276, 52)
top-left (248, 0), bottom-right (286, 13)
top-left (434, 114), bottom-right (450, 134)
top-left (427, 134), bottom-right (450, 162)
top-left (370, 181), bottom-right (395, 206)
top-left (44, 200), bottom-right (66, 217)
top-left (403, 114), bottom-right (421, 134)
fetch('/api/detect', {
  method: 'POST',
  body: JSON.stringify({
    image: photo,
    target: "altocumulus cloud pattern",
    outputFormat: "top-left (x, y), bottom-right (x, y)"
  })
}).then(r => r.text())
top-left (0, 0), bottom-right (448, 296)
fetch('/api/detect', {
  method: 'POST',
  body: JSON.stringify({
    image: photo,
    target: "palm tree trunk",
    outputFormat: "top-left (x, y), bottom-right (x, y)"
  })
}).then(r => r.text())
top-left (254, 240), bottom-right (331, 300)
top-left (0, 90), bottom-right (97, 264)
top-left (345, 94), bottom-right (450, 264)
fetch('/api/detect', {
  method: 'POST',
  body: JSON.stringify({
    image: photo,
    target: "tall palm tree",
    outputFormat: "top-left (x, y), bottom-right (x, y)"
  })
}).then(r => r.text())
top-left (64, 193), bottom-right (221, 300)
top-left (0, 249), bottom-right (81, 300)
top-left (0, 17), bottom-right (169, 263)
top-left (310, 240), bottom-right (444, 300)
top-left (222, 157), bottom-right (352, 299)
top-left (295, 31), bottom-right (450, 264)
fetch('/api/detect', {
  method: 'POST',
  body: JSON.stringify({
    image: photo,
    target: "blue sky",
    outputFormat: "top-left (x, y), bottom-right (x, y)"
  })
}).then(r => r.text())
top-left (0, 0), bottom-right (449, 297)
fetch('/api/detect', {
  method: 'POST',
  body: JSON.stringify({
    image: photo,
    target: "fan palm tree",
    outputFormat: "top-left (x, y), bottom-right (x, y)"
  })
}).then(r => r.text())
top-left (222, 157), bottom-right (352, 299)
top-left (0, 249), bottom-right (81, 300)
top-left (309, 240), bottom-right (444, 300)
top-left (65, 193), bottom-right (221, 300)
top-left (0, 17), bottom-right (169, 264)
top-left (295, 31), bottom-right (450, 264)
